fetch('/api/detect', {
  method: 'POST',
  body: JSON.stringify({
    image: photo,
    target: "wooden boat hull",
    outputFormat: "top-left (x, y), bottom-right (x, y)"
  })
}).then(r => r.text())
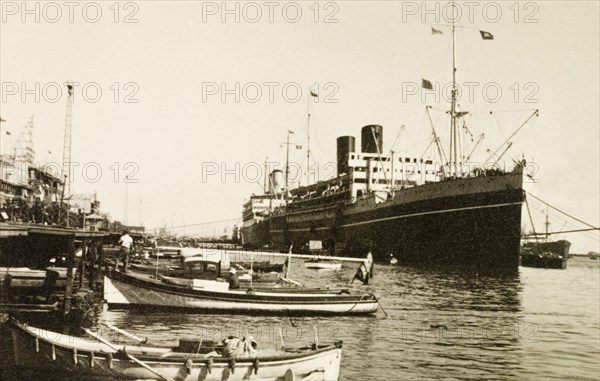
top-left (104, 272), bottom-right (378, 315)
top-left (8, 319), bottom-right (342, 381)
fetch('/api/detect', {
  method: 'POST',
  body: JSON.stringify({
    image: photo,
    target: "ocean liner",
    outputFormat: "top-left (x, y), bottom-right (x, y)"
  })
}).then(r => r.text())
top-left (242, 14), bottom-right (530, 273)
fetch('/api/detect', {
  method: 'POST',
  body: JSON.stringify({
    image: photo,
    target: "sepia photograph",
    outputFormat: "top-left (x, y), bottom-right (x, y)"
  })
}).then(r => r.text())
top-left (1, 1), bottom-right (599, 380)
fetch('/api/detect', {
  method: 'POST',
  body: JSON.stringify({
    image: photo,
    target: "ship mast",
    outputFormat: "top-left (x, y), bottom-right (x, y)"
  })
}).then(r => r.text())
top-left (306, 94), bottom-right (311, 185)
top-left (450, 0), bottom-right (459, 178)
top-left (285, 130), bottom-right (292, 203)
top-left (263, 157), bottom-right (268, 192)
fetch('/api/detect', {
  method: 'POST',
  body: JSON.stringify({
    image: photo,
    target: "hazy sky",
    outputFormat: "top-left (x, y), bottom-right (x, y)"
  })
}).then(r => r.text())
top-left (1, 1), bottom-right (598, 252)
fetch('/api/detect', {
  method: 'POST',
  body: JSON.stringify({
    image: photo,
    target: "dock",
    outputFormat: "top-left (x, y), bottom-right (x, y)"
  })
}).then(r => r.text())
top-left (1, 222), bottom-right (108, 318)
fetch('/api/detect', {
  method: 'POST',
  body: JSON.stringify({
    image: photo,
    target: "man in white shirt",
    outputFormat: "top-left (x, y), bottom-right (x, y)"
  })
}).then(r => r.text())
top-left (116, 230), bottom-right (133, 272)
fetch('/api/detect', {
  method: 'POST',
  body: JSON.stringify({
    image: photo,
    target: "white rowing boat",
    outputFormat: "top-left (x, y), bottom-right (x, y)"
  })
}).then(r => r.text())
top-left (8, 317), bottom-right (342, 381)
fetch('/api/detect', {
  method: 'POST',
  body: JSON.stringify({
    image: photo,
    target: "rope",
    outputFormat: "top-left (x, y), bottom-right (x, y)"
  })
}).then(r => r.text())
top-left (166, 217), bottom-right (240, 231)
top-left (527, 192), bottom-right (598, 229)
top-left (344, 293), bottom-right (388, 317)
top-left (344, 294), bottom-right (369, 314)
top-left (372, 294), bottom-right (389, 318)
top-left (524, 199), bottom-right (541, 252)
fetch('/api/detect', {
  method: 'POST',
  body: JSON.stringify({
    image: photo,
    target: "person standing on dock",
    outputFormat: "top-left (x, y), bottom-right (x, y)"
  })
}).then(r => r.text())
top-left (116, 230), bottom-right (133, 272)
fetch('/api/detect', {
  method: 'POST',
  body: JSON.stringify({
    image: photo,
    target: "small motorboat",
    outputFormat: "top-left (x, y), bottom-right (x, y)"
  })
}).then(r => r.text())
top-left (104, 270), bottom-right (379, 315)
top-left (7, 317), bottom-right (343, 381)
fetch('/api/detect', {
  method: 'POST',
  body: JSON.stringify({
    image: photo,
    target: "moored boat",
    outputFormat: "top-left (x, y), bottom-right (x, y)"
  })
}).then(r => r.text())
top-left (520, 239), bottom-right (570, 269)
top-left (104, 270), bottom-right (378, 315)
top-left (7, 317), bottom-right (343, 381)
top-left (520, 206), bottom-right (571, 269)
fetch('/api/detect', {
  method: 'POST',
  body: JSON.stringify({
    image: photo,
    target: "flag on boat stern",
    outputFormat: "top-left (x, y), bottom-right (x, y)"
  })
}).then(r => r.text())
top-left (353, 252), bottom-right (374, 285)
top-left (480, 30), bottom-right (494, 40)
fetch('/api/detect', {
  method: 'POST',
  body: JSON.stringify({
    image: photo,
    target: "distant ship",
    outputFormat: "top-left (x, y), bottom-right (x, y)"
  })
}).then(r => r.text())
top-left (520, 240), bottom-right (570, 269)
top-left (241, 15), bottom-right (529, 273)
top-left (521, 212), bottom-right (571, 269)
top-left (241, 171), bottom-right (286, 249)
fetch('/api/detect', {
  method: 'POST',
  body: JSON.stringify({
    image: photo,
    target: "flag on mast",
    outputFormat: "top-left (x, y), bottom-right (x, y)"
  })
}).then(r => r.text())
top-left (422, 79), bottom-right (434, 90)
top-left (431, 27), bottom-right (443, 35)
top-left (288, 130), bottom-right (294, 134)
top-left (310, 91), bottom-right (318, 98)
top-left (479, 30), bottom-right (494, 40)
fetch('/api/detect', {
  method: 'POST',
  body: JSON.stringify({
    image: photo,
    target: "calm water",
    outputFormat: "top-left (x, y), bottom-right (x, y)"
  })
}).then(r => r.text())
top-left (2, 257), bottom-right (599, 380)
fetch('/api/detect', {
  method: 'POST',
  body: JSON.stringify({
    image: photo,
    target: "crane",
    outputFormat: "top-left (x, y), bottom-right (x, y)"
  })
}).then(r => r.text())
top-left (62, 84), bottom-right (74, 198)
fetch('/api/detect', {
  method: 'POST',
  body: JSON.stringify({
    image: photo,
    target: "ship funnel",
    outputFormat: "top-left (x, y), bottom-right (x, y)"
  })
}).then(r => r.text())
top-left (361, 125), bottom-right (383, 154)
top-left (336, 136), bottom-right (356, 176)
top-left (269, 170), bottom-right (285, 195)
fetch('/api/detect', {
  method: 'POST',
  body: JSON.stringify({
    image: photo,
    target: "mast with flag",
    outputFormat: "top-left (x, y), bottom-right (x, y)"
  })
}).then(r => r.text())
top-left (427, 2), bottom-right (494, 178)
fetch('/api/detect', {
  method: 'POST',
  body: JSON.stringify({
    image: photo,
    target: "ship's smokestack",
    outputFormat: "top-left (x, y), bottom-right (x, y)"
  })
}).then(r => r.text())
top-left (361, 125), bottom-right (383, 154)
top-left (269, 170), bottom-right (285, 195)
top-left (336, 136), bottom-right (355, 176)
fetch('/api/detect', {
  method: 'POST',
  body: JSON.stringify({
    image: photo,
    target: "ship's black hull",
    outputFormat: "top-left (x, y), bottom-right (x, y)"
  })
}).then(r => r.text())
top-left (520, 254), bottom-right (567, 269)
top-left (241, 220), bottom-right (270, 249)
top-left (341, 192), bottom-right (523, 272)
top-left (265, 172), bottom-right (525, 273)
